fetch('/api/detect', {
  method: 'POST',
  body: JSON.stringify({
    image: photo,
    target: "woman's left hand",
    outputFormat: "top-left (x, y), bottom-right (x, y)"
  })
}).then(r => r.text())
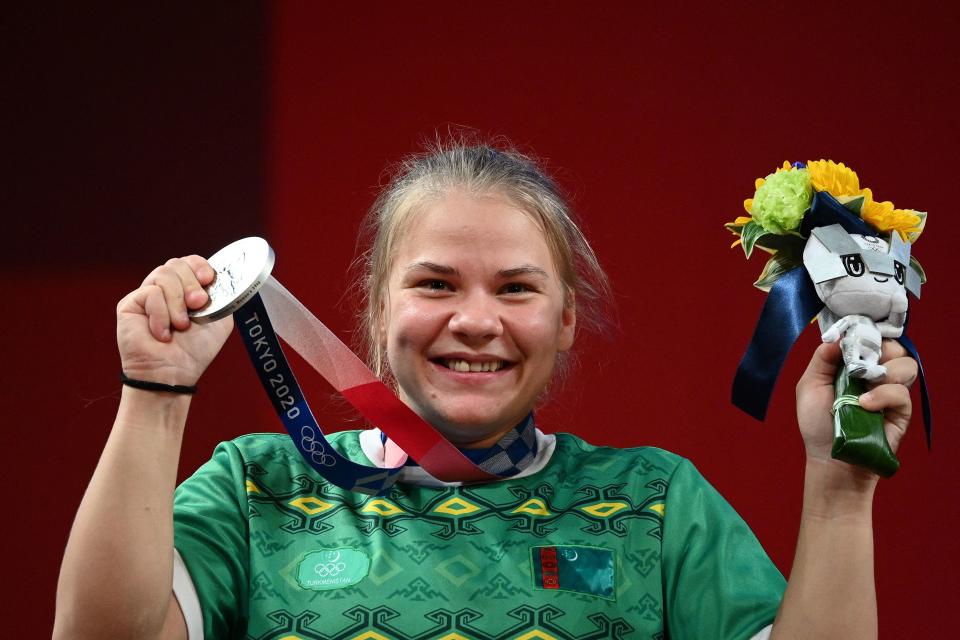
top-left (774, 339), bottom-right (914, 638)
top-left (795, 340), bottom-right (916, 486)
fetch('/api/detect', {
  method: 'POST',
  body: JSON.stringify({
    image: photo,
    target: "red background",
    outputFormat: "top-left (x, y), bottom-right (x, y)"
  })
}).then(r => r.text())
top-left (5, 3), bottom-right (958, 634)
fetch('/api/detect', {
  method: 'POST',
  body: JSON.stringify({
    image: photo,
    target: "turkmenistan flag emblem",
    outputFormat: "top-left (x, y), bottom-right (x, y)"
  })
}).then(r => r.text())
top-left (530, 545), bottom-right (615, 600)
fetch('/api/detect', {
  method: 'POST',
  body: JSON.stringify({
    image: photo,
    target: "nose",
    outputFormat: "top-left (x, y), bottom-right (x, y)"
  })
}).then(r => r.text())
top-left (448, 292), bottom-right (503, 341)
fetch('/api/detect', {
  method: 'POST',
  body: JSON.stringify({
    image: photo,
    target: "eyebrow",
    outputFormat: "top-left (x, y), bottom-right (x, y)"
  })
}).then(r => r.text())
top-left (405, 261), bottom-right (459, 275)
top-left (498, 265), bottom-right (550, 280)
top-left (404, 262), bottom-right (550, 279)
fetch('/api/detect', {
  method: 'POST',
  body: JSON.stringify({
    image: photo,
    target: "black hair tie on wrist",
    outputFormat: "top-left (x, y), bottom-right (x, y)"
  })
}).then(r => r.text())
top-left (120, 371), bottom-right (197, 395)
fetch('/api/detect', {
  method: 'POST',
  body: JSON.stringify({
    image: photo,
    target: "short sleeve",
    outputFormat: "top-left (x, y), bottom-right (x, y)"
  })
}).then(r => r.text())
top-left (173, 441), bottom-right (250, 638)
top-left (661, 458), bottom-right (785, 639)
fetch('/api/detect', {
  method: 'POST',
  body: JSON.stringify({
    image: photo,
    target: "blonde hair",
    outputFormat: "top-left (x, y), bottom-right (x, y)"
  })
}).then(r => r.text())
top-left (357, 136), bottom-right (612, 381)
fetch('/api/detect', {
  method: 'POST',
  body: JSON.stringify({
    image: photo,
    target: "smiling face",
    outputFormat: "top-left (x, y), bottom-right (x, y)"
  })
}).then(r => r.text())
top-left (807, 233), bottom-right (908, 321)
top-left (381, 188), bottom-right (576, 447)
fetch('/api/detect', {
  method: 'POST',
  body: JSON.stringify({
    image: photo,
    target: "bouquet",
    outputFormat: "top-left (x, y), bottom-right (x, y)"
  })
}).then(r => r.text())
top-left (726, 160), bottom-right (930, 477)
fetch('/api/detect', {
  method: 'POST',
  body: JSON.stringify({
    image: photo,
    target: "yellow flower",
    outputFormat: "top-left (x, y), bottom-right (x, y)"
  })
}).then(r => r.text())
top-left (736, 158), bottom-right (928, 247)
top-left (860, 190), bottom-right (926, 241)
top-left (806, 160), bottom-right (863, 197)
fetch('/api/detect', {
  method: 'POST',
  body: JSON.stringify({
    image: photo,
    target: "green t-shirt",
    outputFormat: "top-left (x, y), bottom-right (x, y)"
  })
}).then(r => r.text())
top-left (173, 431), bottom-right (784, 639)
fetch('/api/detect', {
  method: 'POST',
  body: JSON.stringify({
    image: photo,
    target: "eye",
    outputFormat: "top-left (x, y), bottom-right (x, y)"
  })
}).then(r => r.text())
top-left (418, 279), bottom-right (452, 292)
top-left (894, 261), bottom-right (906, 285)
top-left (842, 254), bottom-right (865, 277)
top-left (500, 282), bottom-right (534, 295)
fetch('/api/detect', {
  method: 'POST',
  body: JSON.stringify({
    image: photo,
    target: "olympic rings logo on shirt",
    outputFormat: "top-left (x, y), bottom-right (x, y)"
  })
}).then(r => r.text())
top-left (313, 561), bottom-right (347, 577)
top-left (300, 426), bottom-right (337, 467)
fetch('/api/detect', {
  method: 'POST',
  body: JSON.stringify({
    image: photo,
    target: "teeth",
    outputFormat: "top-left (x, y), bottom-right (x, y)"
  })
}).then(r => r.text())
top-left (444, 359), bottom-right (503, 372)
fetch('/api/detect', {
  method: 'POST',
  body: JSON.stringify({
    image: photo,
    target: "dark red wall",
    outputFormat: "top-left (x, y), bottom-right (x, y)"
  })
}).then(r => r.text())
top-left (269, 3), bottom-right (960, 634)
top-left (3, 3), bottom-right (271, 632)
top-left (6, 2), bottom-right (958, 634)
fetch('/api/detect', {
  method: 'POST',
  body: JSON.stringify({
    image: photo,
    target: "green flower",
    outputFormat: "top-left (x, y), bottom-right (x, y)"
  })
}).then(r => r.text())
top-left (751, 168), bottom-right (812, 234)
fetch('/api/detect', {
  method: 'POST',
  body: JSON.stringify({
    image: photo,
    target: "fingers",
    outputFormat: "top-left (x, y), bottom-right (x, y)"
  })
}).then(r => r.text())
top-left (860, 383), bottom-right (912, 424)
top-left (141, 262), bottom-right (190, 330)
top-left (181, 254), bottom-right (216, 288)
top-left (117, 284), bottom-right (173, 342)
top-left (121, 256), bottom-right (215, 342)
top-left (872, 356), bottom-right (917, 388)
top-left (872, 339), bottom-right (917, 390)
top-left (880, 338), bottom-right (909, 362)
top-left (142, 285), bottom-right (172, 341)
top-left (141, 257), bottom-right (212, 331)
top-left (860, 379), bottom-right (913, 455)
top-left (179, 255), bottom-right (214, 309)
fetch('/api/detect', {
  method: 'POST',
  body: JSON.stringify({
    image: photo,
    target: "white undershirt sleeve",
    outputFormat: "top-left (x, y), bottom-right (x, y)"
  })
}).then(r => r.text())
top-left (172, 548), bottom-right (205, 640)
top-left (750, 624), bottom-right (773, 640)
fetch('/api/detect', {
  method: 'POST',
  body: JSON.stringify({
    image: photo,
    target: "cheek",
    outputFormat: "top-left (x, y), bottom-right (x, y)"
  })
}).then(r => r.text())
top-left (509, 307), bottom-right (567, 354)
top-left (880, 280), bottom-right (907, 305)
top-left (385, 299), bottom-right (443, 353)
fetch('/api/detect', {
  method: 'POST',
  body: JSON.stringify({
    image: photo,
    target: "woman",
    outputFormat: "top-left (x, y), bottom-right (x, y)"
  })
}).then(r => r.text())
top-left (55, 142), bottom-right (915, 639)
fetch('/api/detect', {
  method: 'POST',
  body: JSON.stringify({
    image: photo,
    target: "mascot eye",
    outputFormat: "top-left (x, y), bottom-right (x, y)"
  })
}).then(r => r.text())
top-left (842, 254), bottom-right (865, 277)
top-left (894, 261), bottom-right (906, 285)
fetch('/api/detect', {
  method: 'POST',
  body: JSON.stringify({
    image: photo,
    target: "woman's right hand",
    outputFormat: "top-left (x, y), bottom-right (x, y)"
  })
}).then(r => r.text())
top-left (117, 255), bottom-right (234, 386)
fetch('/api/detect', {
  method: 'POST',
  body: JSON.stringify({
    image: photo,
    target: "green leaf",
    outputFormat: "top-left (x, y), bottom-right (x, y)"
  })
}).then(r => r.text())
top-left (839, 195), bottom-right (865, 214)
top-left (752, 231), bottom-right (807, 255)
top-left (724, 222), bottom-right (746, 236)
top-left (753, 250), bottom-right (804, 291)
top-left (910, 256), bottom-right (927, 284)
top-left (740, 220), bottom-right (768, 259)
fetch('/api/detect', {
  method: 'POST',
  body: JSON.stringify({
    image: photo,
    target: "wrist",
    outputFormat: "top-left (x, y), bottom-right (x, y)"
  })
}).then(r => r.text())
top-left (118, 359), bottom-right (201, 387)
top-left (120, 371), bottom-right (197, 395)
top-left (116, 386), bottom-right (192, 434)
top-left (801, 456), bottom-right (877, 522)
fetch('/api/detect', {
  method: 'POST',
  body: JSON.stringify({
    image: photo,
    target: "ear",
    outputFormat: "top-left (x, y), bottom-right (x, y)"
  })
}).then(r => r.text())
top-left (377, 298), bottom-right (388, 348)
top-left (558, 294), bottom-right (576, 352)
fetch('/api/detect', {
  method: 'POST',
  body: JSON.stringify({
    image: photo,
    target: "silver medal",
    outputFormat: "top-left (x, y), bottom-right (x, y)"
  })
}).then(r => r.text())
top-left (189, 236), bottom-right (275, 323)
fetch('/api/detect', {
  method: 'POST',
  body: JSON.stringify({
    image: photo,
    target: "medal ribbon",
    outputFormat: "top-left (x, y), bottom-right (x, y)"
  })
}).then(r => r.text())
top-left (381, 413), bottom-right (538, 474)
top-left (234, 277), bottom-right (513, 495)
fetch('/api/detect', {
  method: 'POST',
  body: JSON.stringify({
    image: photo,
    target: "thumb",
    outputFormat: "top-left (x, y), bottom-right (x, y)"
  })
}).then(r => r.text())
top-left (798, 341), bottom-right (842, 388)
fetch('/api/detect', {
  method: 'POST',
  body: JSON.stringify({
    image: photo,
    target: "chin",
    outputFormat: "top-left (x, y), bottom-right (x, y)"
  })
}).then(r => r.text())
top-left (421, 403), bottom-right (521, 443)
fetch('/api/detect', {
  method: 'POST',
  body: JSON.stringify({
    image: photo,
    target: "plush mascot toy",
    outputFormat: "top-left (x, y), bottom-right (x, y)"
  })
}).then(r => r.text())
top-left (725, 161), bottom-right (930, 477)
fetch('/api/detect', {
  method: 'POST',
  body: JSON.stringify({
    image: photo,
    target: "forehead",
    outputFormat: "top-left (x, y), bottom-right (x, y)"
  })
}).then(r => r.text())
top-left (393, 190), bottom-right (554, 266)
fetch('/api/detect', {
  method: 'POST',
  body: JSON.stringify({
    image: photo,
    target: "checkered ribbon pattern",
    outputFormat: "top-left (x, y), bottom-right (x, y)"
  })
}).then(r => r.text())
top-left (381, 413), bottom-right (538, 477)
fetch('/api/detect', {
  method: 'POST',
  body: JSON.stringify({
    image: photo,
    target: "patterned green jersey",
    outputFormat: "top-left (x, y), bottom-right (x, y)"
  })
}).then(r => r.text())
top-left (173, 431), bottom-right (784, 639)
